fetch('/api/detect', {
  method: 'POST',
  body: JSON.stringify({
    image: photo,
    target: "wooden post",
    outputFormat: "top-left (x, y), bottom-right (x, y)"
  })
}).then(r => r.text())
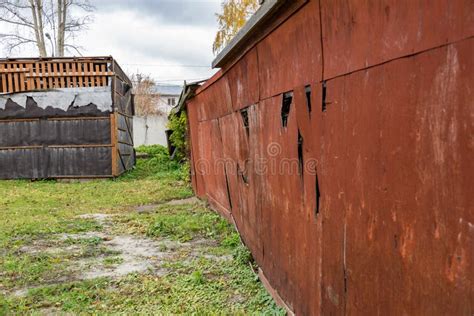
top-left (110, 112), bottom-right (118, 177)
top-left (0, 63), bottom-right (7, 92)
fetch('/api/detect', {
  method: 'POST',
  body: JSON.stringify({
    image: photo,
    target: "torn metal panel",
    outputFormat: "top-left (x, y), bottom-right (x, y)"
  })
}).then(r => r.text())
top-left (185, 0), bottom-right (473, 314)
top-left (196, 119), bottom-right (231, 211)
top-left (218, 108), bottom-right (263, 262)
top-left (257, 0), bottom-right (322, 99)
top-left (0, 87), bottom-right (113, 112)
top-left (251, 93), bottom-right (322, 314)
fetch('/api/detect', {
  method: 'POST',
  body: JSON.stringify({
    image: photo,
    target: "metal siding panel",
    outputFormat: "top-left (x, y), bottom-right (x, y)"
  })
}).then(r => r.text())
top-left (321, 0), bottom-right (474, 79)
top-left (227, 48), bottom-right (260, 111)
top-left (196, 76), bottom-right (233, 122)
top-left (218, 110), bottom-right (263, 262)
top-left (0, 148), bottom-right (43, 179)
top-left (339, 39), bottom-right (473, 315)
top-left (197, 119), bottom-right (231, 212)
top-left (187, 99), bottom-right (206, 197)
top-left (186, 3), bottom-right (472, 314)
top-left (47, 147), bottom-right (112, 177)
top-left (257, 0), bottom-right (322, 99)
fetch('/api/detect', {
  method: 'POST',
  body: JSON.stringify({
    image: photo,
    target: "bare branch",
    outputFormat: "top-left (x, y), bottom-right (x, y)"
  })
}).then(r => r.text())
top-left (64, 43), bottom-right (82, 56)
top-left (0, 2), bottom-right (35, 27)
top-left (0, 0), bottom-right (94, 56)
top-left (0, 33), bottom-right (35, 42)
top-left (0, 16), bottom-right (33, 28)
top-left (0, 32), bottom-right (36, 55)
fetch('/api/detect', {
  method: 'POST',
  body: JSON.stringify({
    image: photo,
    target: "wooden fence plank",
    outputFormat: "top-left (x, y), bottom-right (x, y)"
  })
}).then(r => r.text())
top-left (27, 63), bottom-right (34, 90)
top-left (71, 62), bottom-right (78, 87)
top-left (65, 63), bottom-right (70, 87)
top-left (12, 63), bottom-right (19, 92)
top-left (7, 64), bottom-right (13, 93)
top-left (36, 62), bottom-right (42, 89)
top-left (47, 62), bottom-right (53, 88)
top-left (95, 64), bottom-right (100, 86)
top-left (89, 62), bottom-right (95, 87)
top-left (0, 64), bottom-right (7, 93)
top-left (19, 63), bottom-right (25, 91)
top-left (101, 64), bottom-right (106, 86)
top-left (78, 62), bottom-right (84, 87)
top-left (52, 62), bottom-right (58, 88)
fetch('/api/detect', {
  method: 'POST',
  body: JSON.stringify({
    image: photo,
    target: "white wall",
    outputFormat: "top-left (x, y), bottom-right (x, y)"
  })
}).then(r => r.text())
top-left (133, 92), bottom-right (180, 147)
top-left (133, 115), bottom-right (169, 147)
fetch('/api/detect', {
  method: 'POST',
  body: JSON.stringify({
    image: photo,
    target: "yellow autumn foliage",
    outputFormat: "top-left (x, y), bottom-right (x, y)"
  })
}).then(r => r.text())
top-left (213, 0), bottom-right (259, 55)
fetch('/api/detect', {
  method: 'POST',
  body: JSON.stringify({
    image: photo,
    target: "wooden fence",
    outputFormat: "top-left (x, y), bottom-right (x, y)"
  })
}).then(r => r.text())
top-left (0, 57), bottom-right (114, 94)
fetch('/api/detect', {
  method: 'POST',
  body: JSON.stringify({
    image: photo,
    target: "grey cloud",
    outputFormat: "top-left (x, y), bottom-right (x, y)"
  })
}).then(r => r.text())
top-left (95, 0), bottom-right (221, 27)
top-left (124, 31), bottom-right (213, 66)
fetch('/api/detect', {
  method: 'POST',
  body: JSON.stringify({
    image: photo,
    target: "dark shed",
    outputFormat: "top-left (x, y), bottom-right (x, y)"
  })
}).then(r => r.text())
top-left (0, 56), bottom-right (134, 179)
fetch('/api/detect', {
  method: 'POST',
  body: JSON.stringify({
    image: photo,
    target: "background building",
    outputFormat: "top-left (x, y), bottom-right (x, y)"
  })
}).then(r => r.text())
top-left (133, 84), bottom-right (182, 147)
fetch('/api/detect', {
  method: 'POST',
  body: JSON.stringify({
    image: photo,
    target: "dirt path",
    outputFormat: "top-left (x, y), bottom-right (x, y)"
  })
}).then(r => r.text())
top-left (9, 199), bottom-right (229, 298)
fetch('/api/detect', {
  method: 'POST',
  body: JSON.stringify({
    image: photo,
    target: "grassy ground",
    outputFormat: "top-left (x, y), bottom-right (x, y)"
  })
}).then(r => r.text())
top-left (0, 146), bottom-right (283, 315)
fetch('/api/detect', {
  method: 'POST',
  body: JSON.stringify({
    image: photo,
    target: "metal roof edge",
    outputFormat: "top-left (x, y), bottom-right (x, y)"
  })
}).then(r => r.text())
top-left (170, 80), bottom-right (205, 117)
top-left (0, 56), bottom-right (114, 62)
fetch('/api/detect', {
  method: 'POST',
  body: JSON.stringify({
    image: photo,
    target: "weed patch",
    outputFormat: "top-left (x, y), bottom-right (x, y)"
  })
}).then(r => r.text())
top-left (0, 146), bottom-right (282, 314)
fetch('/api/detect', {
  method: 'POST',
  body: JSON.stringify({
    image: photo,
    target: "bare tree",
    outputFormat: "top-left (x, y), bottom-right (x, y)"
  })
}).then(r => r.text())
top-left (0, 0), bottom-right (94, 57)
top-left (132, 74), bottom-right (163, 117)
top-left (131, 74), bottom-right (163, 145)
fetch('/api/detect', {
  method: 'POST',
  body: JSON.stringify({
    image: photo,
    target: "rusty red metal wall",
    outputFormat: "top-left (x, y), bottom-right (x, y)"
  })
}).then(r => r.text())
top-left (186, 0), bottom-right (473, 314)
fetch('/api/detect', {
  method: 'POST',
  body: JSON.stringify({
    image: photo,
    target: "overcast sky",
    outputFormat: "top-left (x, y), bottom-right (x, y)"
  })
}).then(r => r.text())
top-left (0, 0), bottom-right (222, 85)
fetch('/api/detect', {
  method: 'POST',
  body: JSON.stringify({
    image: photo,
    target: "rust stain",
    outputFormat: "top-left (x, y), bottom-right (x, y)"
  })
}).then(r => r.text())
top-left (184, 0), bottom-right (473, 314)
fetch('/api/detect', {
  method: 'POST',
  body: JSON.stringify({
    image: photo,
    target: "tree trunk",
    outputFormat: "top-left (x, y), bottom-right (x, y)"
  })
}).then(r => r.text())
top-left (36, 0), bottom-right (47, 56)
top-left (56, 0), bottom-right (66, 57)
top-left (29, 0), bottom-right (47, 57)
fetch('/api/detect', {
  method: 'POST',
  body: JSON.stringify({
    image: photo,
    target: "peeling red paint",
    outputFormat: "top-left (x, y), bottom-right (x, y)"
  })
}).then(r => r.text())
top-left (185, 0), bottom-right (473, 314)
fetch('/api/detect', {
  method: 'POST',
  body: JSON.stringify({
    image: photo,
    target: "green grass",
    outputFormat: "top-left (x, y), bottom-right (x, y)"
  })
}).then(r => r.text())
top-left (0, 145), bottom-right (284, 314)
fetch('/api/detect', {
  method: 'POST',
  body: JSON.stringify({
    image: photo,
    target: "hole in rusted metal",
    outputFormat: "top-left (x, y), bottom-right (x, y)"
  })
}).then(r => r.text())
top-left (298, 130), bottom-right (303, 176)
top-left (224, 168), bottom-right (233, 209)
top-left (240, 107), bottom-right (250, 137)
top-left (305, 85), bottom-right (312, 114)
top-left (241, 173), bottom-right (249, 185)
top-left (322, 81), bottom-right (327, 112)
top-left (281, 91), bottom-right (293, 127)
top-left (315, 174), bottom-right (321, 218)
top-left (238, 163), bottom-right (249, 185)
